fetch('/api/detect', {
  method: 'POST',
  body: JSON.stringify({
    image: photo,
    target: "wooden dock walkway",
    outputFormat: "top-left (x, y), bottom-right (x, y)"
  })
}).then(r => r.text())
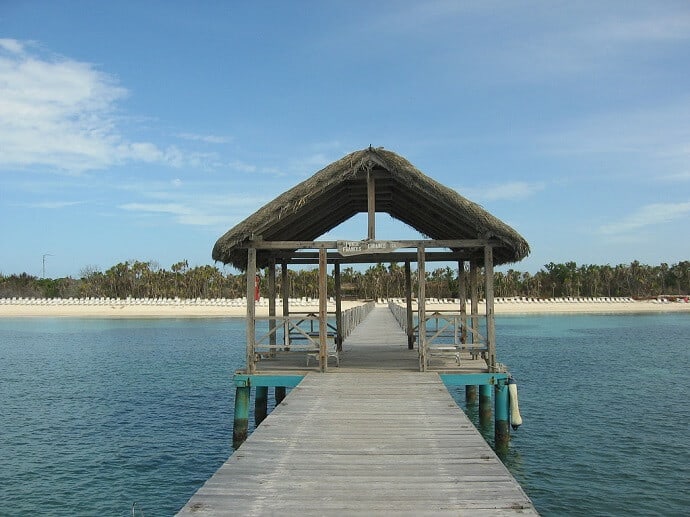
top-left (178, 378), bottom-right (536, 514)
top-left (177, 306), bottom-right (536, 515)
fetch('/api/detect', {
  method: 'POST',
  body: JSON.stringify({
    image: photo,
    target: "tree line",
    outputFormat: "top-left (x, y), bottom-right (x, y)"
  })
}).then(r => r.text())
top-left (0, 260), bottom-right (688, 301)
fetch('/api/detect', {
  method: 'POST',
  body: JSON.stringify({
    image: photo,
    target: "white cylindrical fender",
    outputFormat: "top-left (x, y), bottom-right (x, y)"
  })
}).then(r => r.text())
top-left (508, 378), bottom-right (523, 429)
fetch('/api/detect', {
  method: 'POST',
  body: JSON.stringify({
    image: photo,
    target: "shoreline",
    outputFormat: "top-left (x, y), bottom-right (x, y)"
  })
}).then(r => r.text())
top-left (1, 297), bottom-right (688, 318)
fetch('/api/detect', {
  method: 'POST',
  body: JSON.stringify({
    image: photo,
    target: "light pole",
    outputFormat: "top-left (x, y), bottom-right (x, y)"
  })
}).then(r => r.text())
top-left (42, 253), bottom-right (53, 278)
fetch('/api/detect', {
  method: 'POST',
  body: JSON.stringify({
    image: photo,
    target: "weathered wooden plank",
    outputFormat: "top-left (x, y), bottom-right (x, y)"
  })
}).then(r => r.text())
top-left (177, 371), bottom-right (536, 515)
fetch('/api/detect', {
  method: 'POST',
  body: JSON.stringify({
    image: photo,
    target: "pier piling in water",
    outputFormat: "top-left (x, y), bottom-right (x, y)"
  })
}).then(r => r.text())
top-left (254, 386), bottom-right (268, 426)
top-left (494, 381), bottom-right (511, 451)
top-left (479, 383), bottom-right (492, 424)
top-left (465, 384), bottom-right (477, 404)
top-left (232, 385), bottom-right (250, 448)
top-left (274, 386), bottom-right (286, 405)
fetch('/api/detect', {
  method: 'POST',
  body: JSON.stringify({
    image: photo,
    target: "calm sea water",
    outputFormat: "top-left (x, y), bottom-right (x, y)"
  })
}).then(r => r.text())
top-left (1, 314), bottom-right (688, 515)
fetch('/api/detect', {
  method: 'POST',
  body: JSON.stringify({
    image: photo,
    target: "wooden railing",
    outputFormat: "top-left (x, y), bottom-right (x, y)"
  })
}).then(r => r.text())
top-left (388, 302), bottom-right (487, 360)
top-left (251, 301), bottom-right (375, 366)
top-left (341, 301), bottom-right (375, 340)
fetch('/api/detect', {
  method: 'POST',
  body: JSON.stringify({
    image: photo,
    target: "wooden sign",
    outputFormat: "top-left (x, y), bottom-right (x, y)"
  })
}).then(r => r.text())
top-left (337, 240), bottom-right (401, 256)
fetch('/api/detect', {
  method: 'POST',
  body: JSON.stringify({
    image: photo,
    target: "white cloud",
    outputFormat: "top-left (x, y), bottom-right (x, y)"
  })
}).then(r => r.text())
top-left (28, 200), bottom-right (84, 209)
top-left (662, 171), bottom-right (690, 182)
top-left (118, 189), bottom-right (268, 227)
top-left (0, 39), bottom-right (193, 173)
top-left (485, 7), bottom-right (690, 81)
top-left (586, 13), bottom-right (690, 44)
top-left (540, 98), bottom-right (690, 160)
top-left (599, 201), bottom-right (690, 235)
top-left (0, 38), bottom-right (25, 54)
top-left (459, 181), bottom-right (545, 202)
top-left (177, 132), bottom-right (233, 144)
top-left (228, 160), bottom-right (257, 174)
top-left (119, 202), bottom-right (224, 226)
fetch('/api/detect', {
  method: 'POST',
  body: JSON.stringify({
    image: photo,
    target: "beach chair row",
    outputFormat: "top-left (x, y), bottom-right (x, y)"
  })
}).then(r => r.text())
top-left (0, 296), bottom-right (336, 307)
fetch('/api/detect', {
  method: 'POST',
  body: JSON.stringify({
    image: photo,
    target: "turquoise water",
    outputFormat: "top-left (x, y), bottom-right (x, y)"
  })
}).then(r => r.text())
top-left (1, 314), bottom-right (688, 515)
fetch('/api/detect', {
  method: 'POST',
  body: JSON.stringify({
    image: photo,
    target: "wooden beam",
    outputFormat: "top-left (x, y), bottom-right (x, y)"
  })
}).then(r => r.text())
top-left (249, 238), bottom-right (493, 250)
top-left (367, 171), bottom-right (376, 240)
top-left (268, 259), bottom-right (276, 348)
top-left (405, 261), bottom-right (414, 350)
top-left (484, 245), bottom-right (496, 371)
top-left (278, 251), bottom-right (477, 265)
top-left (458, 260), bottom-right (467, 344)
top-left (334, 263), bottom-right (343, 351)
top-left (318, 247), bottom-right (328, 372)
top-left (417, 246), bottom-right (426, 372)
top-left (470, 260), bottom-right (479, 348)
top-left (246, 247), bottom-right (256, 374)
top-left (281, 262), bottom-right (289, 318)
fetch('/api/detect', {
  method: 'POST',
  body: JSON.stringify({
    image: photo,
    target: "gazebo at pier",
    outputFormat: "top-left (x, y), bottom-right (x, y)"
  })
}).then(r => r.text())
top-left (178, 147), bottom-right (536, 515)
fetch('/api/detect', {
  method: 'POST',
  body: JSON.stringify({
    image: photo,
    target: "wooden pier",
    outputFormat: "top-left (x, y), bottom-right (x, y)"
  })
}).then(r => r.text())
top-left (188, 148), bottom-right (536, 514)
top-left (177, 308), bottom-right (537, 515)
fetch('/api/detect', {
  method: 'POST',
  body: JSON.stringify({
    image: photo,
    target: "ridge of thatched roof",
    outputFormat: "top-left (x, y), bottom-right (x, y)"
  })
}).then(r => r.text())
top-left (212, 147), bottom-right (529, 270)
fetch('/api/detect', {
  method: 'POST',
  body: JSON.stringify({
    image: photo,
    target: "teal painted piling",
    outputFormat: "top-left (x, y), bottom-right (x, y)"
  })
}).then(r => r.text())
top-left (232, 386), bottom-right (250, 448)
top-left (494, 382), bottom-right (510, 451)
top-left (275, 386), bottom-right (286, 405)
top-left (479, 384), bottom-right (492, 425)
top-left (465, 385), bottom-right (477, 405)
top-left (254, 386), bottom-right (268, 426)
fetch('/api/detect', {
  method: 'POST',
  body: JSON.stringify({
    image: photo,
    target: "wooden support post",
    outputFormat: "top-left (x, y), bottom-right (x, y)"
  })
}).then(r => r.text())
top-left (417, 246), bottom-right (426, 371)
top-left (281, 262), bottom-right (289, 316)
top-left (232, 385), bottom-right (250, 448)
top-left (479, 384), bottom-right (492, 426)
top-left (318, 247), bottom-right (328, 372)
top-left (484, 245), bottom-right (496, 371)
top-left (465, 385), bottom-right (477, 405)
top-left (367, 171), bottom-right (375, 240)
top-left (246, 248), bottom-right (257, 374)
top-left (268, 260), bottom-right (276, 352)
top-left (458, 260), bottom-right (467, 344)
top-left (281, 262), bottom-right (289, 348)
top-left (470, 260), bottom-right (479, 354)
top-left (334, 262), bottom-right (343, 351)
top-left (405, 261), bottom-right (414, 349)
top-left (494, 381), bottom-right (510, 452)
top-left (275, 386), bottom-right (286, 405)
top-left (254, 386), bottom-right (268, 426)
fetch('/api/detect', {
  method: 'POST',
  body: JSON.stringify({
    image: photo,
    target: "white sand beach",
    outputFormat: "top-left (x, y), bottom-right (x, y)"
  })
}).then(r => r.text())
top-left (0, 297), bottom-right (688, 318)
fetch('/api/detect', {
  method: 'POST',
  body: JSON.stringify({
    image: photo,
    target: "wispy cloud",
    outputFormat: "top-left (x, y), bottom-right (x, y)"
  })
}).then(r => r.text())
top-left (459, 181), bottom-right (545, 202)
top-left (599, 201), bottom-right (690, 235)
top-left (228, 160), bottom-right (257, 174)
top-left (0, 39), bottom-right (196, 173)
top-left (483, 7), bottom-right (690, 80)
top-left (585, 12), bottom-right (690, 44)
top-left (118, 184), bottom-right (269, 227)
top-left (539, 98), bottom-right (690, 161)
top-left (661, 171), bottom-right (690, 182)
top-left (119, 202), bottom-right (229, 226)
top-left (177, 132), bottom-right (233, 144)
top-left (28, 200), bottom-right (84, 209)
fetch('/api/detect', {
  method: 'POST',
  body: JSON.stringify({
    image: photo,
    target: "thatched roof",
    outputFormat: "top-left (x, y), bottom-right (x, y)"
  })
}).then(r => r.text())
top-left (212, 147), bottom-right (529, 270)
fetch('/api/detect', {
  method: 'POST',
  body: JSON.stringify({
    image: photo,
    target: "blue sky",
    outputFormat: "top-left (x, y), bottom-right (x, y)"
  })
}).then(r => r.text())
top-left (1, 1), bottom-right (689, 278)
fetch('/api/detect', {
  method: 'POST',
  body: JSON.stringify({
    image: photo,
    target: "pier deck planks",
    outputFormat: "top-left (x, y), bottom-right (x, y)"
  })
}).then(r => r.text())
top-left (177, 371), bottom-right (537, 515)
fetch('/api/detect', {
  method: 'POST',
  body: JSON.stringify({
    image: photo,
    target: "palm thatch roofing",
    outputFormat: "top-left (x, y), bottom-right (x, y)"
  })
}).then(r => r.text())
top-left (212, 147), bottom-right (529, 270)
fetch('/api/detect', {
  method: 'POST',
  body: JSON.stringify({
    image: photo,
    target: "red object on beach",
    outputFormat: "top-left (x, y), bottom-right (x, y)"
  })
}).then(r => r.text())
top-left (254, 275), bottom-right (260, 302)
